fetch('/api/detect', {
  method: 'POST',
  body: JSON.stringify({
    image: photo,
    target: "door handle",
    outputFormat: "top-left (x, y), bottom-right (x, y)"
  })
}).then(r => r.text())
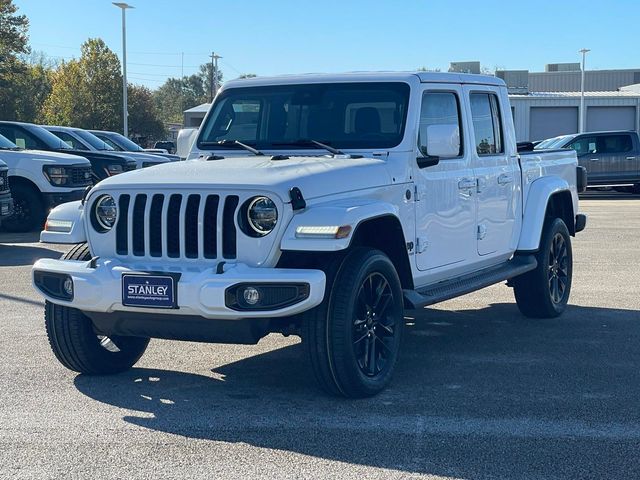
top-left (626, 156), bottom-right (636, 160)
top-left (589, 158), bottom-right (600, 161)
top-left (497, 173), bottom-right (513, 185)
top-left (458, 178), bottom-right (477, 190)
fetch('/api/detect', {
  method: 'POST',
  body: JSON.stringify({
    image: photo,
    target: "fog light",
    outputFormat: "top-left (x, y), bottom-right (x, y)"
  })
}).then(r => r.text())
top-left (63, 277), bottom-right (74, 297)
top-left (242, 287), bottom-right (260, 305)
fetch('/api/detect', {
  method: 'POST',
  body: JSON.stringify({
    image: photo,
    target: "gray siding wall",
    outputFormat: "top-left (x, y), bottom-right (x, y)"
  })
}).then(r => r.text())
top-left (510, 96), bottom-right (640, 141)
top-left (529, 70), bottom-right (640, 93)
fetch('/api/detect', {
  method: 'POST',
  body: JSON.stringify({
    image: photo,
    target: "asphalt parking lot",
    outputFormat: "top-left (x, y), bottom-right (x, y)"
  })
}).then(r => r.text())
top-left (1, 192), bottom-right (639, 480)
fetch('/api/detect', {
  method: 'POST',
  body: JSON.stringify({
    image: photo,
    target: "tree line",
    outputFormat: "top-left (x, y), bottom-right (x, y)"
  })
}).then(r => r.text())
top-left (0, 1), bottom-right (250, 145)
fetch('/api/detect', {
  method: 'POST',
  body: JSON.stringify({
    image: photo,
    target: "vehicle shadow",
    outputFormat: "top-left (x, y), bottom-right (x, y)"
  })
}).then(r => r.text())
top-left (0, 231), bottom-right (41, 243)
top-left (0, 243), bottom-right (62, 266)
top-left (74, 303), bottom-right (640, 479)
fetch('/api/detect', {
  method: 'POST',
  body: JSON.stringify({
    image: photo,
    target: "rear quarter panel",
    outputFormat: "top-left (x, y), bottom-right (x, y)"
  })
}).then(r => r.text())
top-left (518, 149), bottom-right (578, 251)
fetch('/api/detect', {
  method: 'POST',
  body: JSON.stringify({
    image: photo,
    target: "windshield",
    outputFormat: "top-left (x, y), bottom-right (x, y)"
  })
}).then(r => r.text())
top-left (108, 132), bottom-right (143, 151)
top-left (31, 125), bottom-right (72, 149)
top-left (535, 135), bottom-right (571, 150)
top-left (198, 82), bottom-right (410, 151)
top-left (0, 134), bottom-right (18, 150)
top-left (74, 129), bottom-right (115, 150)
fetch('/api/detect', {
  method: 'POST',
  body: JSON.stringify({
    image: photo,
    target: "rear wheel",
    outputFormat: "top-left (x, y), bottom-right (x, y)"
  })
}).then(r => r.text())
top-left (44, 243), bottom-right (149, 374)
top-left (302, 248), bottom-right (404, 398)
top-left (2, 182), bottom-right (45, 232)
top-left (513, 218), bottom-right (573, 318)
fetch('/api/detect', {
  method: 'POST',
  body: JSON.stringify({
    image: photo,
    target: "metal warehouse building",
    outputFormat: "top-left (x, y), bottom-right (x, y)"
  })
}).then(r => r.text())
top-left (509, 91), bottom-right (640, 142)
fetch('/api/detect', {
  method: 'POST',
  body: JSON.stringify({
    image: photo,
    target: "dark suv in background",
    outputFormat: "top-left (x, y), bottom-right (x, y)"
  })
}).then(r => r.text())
top-left (536, 130), bottom-right (640, 193)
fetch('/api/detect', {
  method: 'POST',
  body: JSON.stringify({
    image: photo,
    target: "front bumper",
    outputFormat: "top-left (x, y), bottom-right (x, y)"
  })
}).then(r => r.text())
top-left (32, 258), bottom-right (326, 320)
top-left (42, 189), bottom-right (85, 209)
top-left (0, 192), bottom-right (13, 219)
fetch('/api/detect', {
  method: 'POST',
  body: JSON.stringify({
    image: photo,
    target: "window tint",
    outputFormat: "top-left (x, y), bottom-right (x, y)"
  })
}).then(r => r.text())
top-left (0, 125), bottom-right (45, 150)
top-left (598, 134), bottom-right (633, 154)
top-left (199, 82), bottom-right (410, 150)
top-left (568, 136), bottom-right (597, 155)
top-left (418, 92), bottom-right (462, 156)
top-left (470, 93), bottom-right (503, 155)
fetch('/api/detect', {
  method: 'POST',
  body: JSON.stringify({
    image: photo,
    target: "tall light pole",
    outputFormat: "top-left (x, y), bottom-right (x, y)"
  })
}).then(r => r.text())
top-left (113, 3), bottom-right (133, 137)
top-left (579, 48), bottom-right (590, 133)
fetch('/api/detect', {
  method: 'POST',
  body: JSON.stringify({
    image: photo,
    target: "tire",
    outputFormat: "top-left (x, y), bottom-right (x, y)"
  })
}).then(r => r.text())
top-left (2, 182), bottom-right (45, 232)
top-left (513, 218), bottom-right (573, 318)
top-left (302, 248), bottom-right (404, 398)
top-left (44, 243), bottom-right (149, 374)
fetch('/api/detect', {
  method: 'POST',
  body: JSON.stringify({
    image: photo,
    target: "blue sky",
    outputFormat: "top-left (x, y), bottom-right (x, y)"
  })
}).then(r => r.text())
top-left (14, 0), bottom-right (640, 89)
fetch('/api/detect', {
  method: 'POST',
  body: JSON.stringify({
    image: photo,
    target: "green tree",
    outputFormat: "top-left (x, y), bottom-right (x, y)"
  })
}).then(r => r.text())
top-left (0, 0), bottom-right (30, 119)
top-left (128, 84), bottom-right (165, 141)
top-left (14, 62), bottom-right (52, 122)
top-left (199, 63), bottom-right (224, 101)
top-left (42, 38), bottom-right (123, 130)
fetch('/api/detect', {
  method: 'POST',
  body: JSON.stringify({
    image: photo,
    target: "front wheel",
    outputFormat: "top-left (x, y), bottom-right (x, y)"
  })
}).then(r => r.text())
top-left (44, 243), bottom-right (149, 374)
top-left (513, 218), bottom-right (573, 318)
top-left (302, 248), bottom-right (404, 398)
top-left (2, 183), bottom-right (45, 232)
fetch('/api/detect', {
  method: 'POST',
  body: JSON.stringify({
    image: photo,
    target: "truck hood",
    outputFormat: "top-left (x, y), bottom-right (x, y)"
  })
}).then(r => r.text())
top-left (0, 149), bottom-right (90, 165)
top-left (94, 155), bottom-right (392, 201)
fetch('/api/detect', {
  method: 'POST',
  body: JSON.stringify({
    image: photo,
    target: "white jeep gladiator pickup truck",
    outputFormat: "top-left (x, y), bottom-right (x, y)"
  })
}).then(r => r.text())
top-left (33, 72), bottom-right (586, 397)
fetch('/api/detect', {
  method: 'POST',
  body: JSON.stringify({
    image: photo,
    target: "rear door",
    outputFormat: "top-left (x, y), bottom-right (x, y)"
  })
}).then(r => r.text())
top-left (464, 86), bottom-right (519, 258)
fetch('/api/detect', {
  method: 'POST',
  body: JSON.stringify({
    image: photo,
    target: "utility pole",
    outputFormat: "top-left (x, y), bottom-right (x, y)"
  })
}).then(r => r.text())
top-left (579, 48), bottom-right (590, 133)
top-left (209, 52), bottom-right (222, 102)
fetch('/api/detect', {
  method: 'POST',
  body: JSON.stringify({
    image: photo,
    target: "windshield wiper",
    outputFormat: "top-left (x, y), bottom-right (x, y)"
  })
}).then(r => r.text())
top-left (272, 139), bottom-right (344, 155)
top-left (200, 139), bottom-right (264, 156)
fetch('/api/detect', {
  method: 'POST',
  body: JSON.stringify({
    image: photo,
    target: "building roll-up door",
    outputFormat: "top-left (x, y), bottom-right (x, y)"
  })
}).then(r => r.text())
top-left (587, 106), bottom-right (636, 132)
top-left (529, 107), bottom-right (579, 141)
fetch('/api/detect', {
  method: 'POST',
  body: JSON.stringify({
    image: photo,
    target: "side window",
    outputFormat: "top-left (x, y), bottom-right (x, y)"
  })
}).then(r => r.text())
top-left (568, 137), bottom-right (597, 155)
top-left (597, 134), bottom-right (633, 154)
top-left (418, 91), bottom-right (462, 156)
top-left (51, 131), bottom-right (87, 150)
top-left (0, 126), bottom-right (45, 150)
top-left (470, 93), bottom-right (503, 155)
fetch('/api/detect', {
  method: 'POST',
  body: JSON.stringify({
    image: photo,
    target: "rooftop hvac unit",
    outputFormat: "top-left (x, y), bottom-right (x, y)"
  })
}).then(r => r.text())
top-left (496, 70), bottom-right (529, 94)
top-left (449, 61), bottom-right (481, 74)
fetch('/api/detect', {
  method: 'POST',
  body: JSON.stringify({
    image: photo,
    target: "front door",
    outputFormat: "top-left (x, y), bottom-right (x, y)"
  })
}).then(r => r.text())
top-left (464, 86), bottom-right (519, 258)
top-left (414, 85), bottom-right (476, 277)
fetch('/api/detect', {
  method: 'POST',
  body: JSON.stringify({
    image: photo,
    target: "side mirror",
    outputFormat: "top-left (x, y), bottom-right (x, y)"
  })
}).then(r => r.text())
top-left (423, 124), bottom-right (460, 158)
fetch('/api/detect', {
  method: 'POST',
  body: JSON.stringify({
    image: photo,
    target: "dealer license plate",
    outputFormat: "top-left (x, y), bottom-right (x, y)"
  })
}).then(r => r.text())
top-left (122, 273), bottom-right (176, 309)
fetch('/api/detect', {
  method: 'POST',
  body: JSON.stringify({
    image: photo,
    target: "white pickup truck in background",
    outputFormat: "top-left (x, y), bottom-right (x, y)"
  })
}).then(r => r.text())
top-left (0, 132), bottom-right (92, 232)
top-left (34, 72), bottom-right (586, 397)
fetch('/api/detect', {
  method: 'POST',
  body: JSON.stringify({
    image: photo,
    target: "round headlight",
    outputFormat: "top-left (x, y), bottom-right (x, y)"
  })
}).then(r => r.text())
top-left (246, 196), bottom-right (277, 235)
top-left (94, 195), bottom-right (117, 231)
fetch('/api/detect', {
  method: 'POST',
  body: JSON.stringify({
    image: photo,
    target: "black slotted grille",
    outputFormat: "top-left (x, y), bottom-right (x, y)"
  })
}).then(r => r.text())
top-left (116, 195), bottom-right (130, 255)
top-left (184, 194), bottom-right (201, 258)
top-left (203, 195), bottom-right (219, 259)
top-left (132, 194), bottom-right (147, 256)
top-left (149, 194), bottom-right (164, 257)
top-left (166, 194), bottom-right (182, 258)
top-left (114, 192), bottom-right (239, 260)
top-left (222, 196), bottom-right (239, 259)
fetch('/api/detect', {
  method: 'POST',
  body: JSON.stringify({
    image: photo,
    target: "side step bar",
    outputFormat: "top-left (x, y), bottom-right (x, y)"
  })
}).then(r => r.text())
top-left (403, 255), bottom-right (537, 309)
